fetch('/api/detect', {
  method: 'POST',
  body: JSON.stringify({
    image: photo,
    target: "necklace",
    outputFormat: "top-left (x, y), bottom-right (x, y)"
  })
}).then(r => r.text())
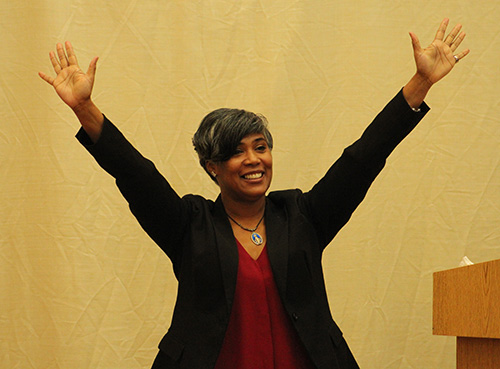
top-left (227, 212), bottom-right (265, 246)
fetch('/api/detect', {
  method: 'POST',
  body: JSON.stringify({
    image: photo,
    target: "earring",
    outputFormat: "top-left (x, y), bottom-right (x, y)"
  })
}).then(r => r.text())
top-left (211, 171), bottom-right (216, 177)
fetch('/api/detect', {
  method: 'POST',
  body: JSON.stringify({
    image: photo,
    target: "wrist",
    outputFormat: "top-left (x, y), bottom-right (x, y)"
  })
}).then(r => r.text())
top-left (403, 73), bottom-right (433, 109)
top-left (72, 98), bottom-right (95, 115)
top-left (413, 72), bottom-right (434, 90)
top-left (72, 99), bottom-right (104, 143)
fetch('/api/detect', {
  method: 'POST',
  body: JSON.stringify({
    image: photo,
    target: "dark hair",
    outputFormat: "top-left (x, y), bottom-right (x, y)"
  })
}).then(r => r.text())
top-left (192, 108), bottom-right (273, 182)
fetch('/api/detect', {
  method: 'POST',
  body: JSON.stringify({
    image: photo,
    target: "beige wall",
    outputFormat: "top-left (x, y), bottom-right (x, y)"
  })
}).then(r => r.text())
top-left (1, 1), bottom-right (499, 368)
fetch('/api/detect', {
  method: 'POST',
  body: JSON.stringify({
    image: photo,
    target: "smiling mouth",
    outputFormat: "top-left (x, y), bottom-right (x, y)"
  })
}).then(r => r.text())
top-left (243, 172), bottom-right (263, 179)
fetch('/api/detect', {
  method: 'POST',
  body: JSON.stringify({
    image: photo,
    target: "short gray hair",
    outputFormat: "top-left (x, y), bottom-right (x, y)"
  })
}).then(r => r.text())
top-left (192, 108), bottom-right (273, 183)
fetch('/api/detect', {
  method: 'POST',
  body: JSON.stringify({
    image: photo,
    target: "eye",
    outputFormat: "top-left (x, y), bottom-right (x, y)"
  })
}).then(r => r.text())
top-left (232, 149), bottom-right (244, 157)
top-left (255, 144), bottom-right (267, 152)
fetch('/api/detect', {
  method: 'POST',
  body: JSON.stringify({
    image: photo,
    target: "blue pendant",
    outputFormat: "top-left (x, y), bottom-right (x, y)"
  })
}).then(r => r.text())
top-left (251, 232), bottom-right (264, 246)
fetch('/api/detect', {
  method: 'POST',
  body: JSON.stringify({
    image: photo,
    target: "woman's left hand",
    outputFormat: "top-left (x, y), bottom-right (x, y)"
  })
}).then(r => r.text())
top-left (410, 18), bottom-right (470, 86)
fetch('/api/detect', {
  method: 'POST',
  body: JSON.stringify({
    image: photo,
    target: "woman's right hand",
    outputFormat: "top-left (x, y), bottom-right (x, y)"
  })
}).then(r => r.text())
top-left (39, 41), bottom-right (98, 110)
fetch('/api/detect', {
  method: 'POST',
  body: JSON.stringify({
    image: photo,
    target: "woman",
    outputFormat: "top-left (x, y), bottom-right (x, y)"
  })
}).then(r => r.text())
top-left (40, 19), bottom-right (468, 369)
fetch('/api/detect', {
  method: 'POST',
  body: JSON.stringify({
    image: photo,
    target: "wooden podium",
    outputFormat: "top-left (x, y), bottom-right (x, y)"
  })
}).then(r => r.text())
top-left (433, 259), bottom-right (500, 368)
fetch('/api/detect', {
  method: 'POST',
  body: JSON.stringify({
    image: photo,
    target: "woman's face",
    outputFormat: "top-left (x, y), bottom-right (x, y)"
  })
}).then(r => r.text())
top-left (210, 133), bottom-right (273, 204)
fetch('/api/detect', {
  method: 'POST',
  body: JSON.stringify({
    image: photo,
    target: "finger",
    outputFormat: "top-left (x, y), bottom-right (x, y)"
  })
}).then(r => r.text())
top-left (38, 71), bottom-right (55, 85)
top-left (409, 32), bottom-right (422, 54)
top-left (450, 31), bottom-right (466, 52)
top-left (65, 41), bottom-right (78, 66)
top-left (86, 56), bottom-right (99, 79)
top-left (444, 23), bottom-right (463, 46)
top-left (49, 51), bottom-right (62, 74)
top-left (435, 18), bottom-right (449, 41)
top-left (56, 42), bottom-right (69, 68)
top-left (454, 48), bottom-right (471, 63)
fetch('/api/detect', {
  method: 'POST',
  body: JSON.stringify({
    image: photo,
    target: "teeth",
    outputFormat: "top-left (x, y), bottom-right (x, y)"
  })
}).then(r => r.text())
top-left (244, 173), bottom-right (263, 179)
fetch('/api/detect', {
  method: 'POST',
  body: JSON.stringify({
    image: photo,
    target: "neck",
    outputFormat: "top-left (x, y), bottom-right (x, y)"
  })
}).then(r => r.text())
top-left (221, 194), bottom-right (266, 221)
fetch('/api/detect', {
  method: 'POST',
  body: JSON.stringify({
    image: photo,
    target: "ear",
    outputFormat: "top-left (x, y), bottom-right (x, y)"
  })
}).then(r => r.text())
top-left (205, 161), bottom-right (217, 177)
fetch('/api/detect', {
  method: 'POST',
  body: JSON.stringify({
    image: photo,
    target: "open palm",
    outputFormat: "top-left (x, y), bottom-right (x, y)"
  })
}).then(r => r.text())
top-left (39, 42), bottom-right (98, 109)
top-left (410, 19), bottom-right (469, 85)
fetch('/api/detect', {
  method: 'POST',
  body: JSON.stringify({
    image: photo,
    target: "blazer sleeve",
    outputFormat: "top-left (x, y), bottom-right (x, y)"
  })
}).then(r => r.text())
top-left (301, 89), bottom-right (430, 248)
top-left (76, 116), bottom-right (189, 265)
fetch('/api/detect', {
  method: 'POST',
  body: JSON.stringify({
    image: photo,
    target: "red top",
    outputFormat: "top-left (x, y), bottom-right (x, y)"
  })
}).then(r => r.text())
top-left (214, 240), bottom-right (316, 369)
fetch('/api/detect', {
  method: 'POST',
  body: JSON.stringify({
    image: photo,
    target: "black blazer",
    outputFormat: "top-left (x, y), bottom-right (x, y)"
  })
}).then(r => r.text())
top-left (77, 89), bottom-right (429, 369)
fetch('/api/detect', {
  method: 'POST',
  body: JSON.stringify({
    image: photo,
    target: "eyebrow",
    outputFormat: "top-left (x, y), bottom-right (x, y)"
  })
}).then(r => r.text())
top-left (238, 136), bottom-right (267, 146)
top-left (253, 137), bottom-right (267, 144)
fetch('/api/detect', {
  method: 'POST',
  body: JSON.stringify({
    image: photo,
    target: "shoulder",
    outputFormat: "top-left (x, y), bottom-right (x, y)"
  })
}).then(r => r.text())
top-left (266, 188), bottom-right (311, 217)
top-left (181, 193), bottom-right (224, 221)
top-left (267, 188), bottom-right (303, 203)
top-left (181, 193), bottom-right (215, 209)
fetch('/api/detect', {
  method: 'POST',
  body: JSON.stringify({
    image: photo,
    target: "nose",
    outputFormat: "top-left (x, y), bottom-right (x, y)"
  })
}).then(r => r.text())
top-left (243, 150), bottom-right (260, 165)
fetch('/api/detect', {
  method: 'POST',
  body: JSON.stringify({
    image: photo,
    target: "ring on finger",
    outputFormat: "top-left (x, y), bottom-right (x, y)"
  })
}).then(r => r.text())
top-left (454, 55), bottom-right (459, 63)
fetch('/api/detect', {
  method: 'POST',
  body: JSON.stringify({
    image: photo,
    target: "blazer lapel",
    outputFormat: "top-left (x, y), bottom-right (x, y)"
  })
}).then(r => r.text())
top-left (265, 198), bottom-right (289, 299)
top-left (212, 196), bottom-right (239, 310)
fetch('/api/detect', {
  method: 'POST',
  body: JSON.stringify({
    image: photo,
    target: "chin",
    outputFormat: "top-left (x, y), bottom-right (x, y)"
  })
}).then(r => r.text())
top-left (245, 187), bottom-right (270, 201)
